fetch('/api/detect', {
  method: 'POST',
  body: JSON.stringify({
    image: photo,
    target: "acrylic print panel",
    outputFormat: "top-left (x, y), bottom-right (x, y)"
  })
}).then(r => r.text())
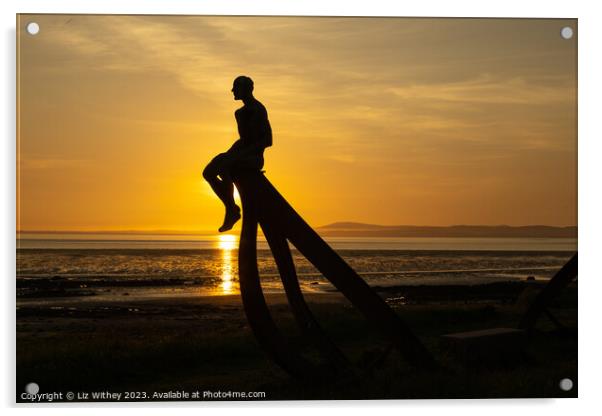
top-left (16, 15), bottom-right (577, 402)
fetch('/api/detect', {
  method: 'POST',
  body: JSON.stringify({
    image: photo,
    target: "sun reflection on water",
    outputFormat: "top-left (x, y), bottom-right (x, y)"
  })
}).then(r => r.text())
top-left (218, 235), bottom-right (237, 294)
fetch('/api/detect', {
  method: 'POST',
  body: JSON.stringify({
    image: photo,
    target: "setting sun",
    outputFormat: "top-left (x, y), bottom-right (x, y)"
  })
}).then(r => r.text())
top-left (218, 234), bottom-right (237, 251)
top-left (16, 15), bottom-right (576, 232)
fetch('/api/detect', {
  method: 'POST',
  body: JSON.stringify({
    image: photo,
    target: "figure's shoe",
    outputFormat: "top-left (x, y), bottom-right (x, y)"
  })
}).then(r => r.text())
top-left (218, 207), bottom-right (241, 232)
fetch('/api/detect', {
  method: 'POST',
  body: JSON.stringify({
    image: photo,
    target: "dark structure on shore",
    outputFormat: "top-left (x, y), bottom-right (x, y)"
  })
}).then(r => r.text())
top-left (234, 169), bottom-right (439, 379)
top-left (233, 170), bottom-right (577, 380)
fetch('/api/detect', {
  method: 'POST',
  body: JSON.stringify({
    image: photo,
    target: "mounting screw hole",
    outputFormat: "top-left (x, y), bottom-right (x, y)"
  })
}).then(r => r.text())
top-left (26, 22), bottom-right (40, 35)
top-left (560, 26), bottom-right (573, 40)
top-left (25, 382), bottom-right (39, 394)
top-left (559, 378), bottom-right (573, 391)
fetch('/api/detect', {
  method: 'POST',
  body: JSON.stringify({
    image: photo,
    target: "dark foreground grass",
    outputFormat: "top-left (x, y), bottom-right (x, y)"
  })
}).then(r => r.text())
top-left (16, 296), bottom-right (577, 401)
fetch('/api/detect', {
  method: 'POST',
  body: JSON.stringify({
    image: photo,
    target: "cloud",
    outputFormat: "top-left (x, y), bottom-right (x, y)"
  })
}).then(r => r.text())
top-left (19, 157), bottom-right (90, 170)
top-left (388, 73), bottom-right (573, 105)
top-left (326, 154), bottom-right (356, 164)
top-left (19, 16), bottom-right (577, 228)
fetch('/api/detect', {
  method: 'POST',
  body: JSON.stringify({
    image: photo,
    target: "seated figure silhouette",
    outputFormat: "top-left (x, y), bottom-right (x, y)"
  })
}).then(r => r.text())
top-left (203, 76), bottom-right (273, 232)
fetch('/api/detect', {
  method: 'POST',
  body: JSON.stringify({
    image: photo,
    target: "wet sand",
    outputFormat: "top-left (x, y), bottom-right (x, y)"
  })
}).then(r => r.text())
top-left (16, 281), bottom-right (577, 401)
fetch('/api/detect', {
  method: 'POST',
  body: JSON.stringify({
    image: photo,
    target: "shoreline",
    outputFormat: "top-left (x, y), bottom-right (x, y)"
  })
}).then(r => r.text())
top-left (17, 279), bottom-right (575, 308)
top-left (16, 279), bottom-right (578, 400)
top-left (17, 269), bottom-right (562, 301)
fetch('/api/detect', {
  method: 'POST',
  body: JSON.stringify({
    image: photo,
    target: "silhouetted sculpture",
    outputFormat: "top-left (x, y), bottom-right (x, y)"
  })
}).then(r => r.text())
top-left (203, 76), bottom-right (272, 232)
top-left (232, 174), bottom-right (439, 379)
top-left (204, 77), bottom-right (437, 380)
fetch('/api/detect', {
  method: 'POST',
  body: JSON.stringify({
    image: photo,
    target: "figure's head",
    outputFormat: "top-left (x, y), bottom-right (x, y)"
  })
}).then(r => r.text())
top-left (232, 75), bottom-right (254, 100)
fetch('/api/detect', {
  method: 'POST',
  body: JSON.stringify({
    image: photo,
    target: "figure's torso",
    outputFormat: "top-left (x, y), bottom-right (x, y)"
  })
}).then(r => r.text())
top-left (235, 100), bottom-right (272, 152)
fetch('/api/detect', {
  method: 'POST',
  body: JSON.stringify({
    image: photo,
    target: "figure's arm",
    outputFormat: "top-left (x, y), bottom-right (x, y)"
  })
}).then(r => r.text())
top-left (227, 138), bottom-right (244, 153)
top-left (245, 106), bottom-right (272, 152)
top-left (230, 105), bottom-right (272, 159)
top-left (234, 142), bottom-right (261, 159)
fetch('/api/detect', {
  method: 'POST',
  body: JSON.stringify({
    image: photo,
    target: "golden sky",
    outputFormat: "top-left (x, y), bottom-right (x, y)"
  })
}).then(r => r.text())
top-left (17, 15), bottom-right (577, 232)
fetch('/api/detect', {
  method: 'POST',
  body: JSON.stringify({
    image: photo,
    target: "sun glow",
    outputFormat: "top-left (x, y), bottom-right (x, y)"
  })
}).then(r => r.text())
top-left (17, 16), bottom-right (577, 231)
top-left (217, 234), bottom-right (237, 295)
top-left (218, 234), bottom-right (237, 251)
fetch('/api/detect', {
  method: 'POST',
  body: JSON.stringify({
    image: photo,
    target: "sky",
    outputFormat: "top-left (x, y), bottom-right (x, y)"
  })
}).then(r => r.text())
top-left (17, 15), bottom-right (577, 232)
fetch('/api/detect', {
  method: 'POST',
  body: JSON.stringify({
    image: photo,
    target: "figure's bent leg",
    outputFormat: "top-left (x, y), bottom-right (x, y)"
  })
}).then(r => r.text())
top-left (203, 154), bottom-right (241, 232)
top-left (202, 154), bottom-right (237, 209)
top-left (217, 165), bottom-right (241, 232)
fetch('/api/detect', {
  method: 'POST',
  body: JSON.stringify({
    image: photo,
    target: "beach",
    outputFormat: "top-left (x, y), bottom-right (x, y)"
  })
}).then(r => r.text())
top-left (17, 278), bottom-right (577, 401)
top-left (16, 236), bottom-right (578, 401)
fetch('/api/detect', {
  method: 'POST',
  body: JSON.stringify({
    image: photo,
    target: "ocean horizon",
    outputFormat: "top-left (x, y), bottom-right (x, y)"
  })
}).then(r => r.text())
top-left (17, 233), bottom-right (577, 299)
top-left (16, 232), bottom-right (577, 251)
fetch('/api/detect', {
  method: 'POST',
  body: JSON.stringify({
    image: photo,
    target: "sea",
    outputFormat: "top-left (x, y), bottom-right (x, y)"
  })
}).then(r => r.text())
top-left (16, 233), bottom-right (577, 299)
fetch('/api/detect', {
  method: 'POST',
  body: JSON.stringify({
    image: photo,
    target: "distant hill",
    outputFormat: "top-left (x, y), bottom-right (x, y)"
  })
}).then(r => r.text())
top-left (316, 222), bottom-right (577, 238)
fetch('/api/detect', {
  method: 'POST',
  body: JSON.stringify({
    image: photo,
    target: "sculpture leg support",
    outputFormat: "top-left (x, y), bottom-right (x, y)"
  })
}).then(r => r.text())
top-left (235, 172), bottom-right (439, 372)
top-left (260, 219), bottom-right (352, 374)
top-left (261, 186), bottom-right (437, 369)
top-left (238, 179), bottom-right (341, 380)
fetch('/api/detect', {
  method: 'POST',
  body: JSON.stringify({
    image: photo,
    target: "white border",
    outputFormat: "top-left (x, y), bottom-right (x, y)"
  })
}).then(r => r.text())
top-left (3, 1), bottom-right (602, 415)
top-left (2, 0), bottom-right (588, 17)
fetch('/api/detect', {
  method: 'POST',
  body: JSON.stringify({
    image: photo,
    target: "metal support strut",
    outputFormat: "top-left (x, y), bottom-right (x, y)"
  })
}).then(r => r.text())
top-left (234, 170), bottom-right (439, 379)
